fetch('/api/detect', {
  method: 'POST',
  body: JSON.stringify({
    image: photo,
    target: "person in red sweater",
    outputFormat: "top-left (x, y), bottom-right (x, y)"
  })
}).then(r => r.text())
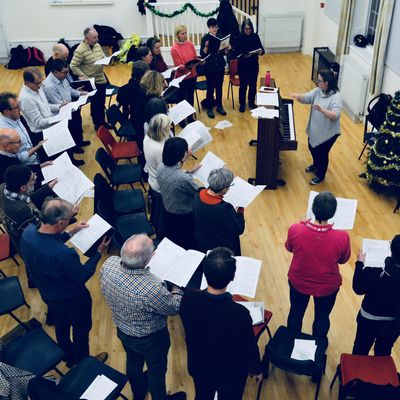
top-left (171, 24), bottom-right (197, 111)
top-left (285, 191), bottom-right (351, 338)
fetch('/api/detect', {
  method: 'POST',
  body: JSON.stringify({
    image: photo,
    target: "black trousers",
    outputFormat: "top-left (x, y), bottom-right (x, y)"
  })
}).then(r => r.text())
top-left (49, 290), bottom-right (92, 366)
top-left (90, 82), bottom-right (106, 128)
top-left (178, 77), bottom-right (196, 107)
top-left (238, 62), bottom-right (259, 106)
top-left (308, 134), bottom-right (339, 180)
top-left (117, 327), bottom-right (170, 400)
top-left (149, 188), bottom-right (167, 240)
top-left (165, 211), bottom-right (196, 250)
top-left (193, 373), bottom-right (247, 400)
top-left (205, 69), bottom-right (224, 108)
top-left (352, 312), bottom-right (399, 356)
top-left (68, 109), bottom-right (84, 146)
top-left (287, 281), bottom-right (338, 338)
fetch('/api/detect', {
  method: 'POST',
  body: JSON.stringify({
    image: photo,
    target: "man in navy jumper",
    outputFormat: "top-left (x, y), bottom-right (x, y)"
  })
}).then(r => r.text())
top-left (20, 198), bottom-right (109, 368)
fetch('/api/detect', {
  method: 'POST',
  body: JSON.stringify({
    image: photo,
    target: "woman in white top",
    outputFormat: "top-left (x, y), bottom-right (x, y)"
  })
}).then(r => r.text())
top-left (291, 69), bottom-right (341, 185)
top-left (143, 113), bottom-right (171, 238)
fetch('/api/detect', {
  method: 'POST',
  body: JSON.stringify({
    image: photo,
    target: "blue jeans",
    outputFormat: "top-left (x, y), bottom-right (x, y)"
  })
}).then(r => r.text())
top-left (117, 327), bottom-right (170, 400)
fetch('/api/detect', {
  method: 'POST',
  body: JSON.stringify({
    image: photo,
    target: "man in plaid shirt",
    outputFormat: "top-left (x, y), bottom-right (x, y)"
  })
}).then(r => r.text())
top-left (100, 234), bottom-right (185, 400)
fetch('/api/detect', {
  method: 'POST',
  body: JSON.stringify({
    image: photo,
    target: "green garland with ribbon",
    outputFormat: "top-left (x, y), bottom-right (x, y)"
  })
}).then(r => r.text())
top-left (145, 2), bottom-right (219, 18)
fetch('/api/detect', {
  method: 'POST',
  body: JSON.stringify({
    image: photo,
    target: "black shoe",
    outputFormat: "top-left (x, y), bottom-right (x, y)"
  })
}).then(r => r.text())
top-left (249, 103), bottom-right (256, 110)
top-left (78, 140), bottom-right (91, 147)
top-left (72, 158), bottom-right (85, 167)
top-left (305, 164), bottom-right (317, 173)
top-left (73, 147), bottom-right (84, 154)
top-left (179, 120), bottom-right (187, 129)
top-left (310, 176), bottom-right (324, 185)
top-left (207, 108), bottom-right (215, 118)
top-left (239, 104), bottom-right (245, 113)
top-left (216, 106), bottom-right (227, 116)
top-left (167, 392), bottom-right (186, 400)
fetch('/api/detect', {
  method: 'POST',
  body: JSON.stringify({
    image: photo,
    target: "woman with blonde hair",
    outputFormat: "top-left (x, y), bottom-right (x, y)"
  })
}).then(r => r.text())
top-left (143, 113), bottom-right (172, 238)
top-left (171, 25), bottom-right (197, 114)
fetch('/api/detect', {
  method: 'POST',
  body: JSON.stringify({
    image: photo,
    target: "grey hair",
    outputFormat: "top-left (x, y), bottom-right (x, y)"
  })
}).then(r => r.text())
top-left (207, 168), bottom-right (234, 193)
top-left (0, 130), bottom-right (12, 143)
top-left (147, 114), bottom-right (171, 142)
top-left (40, 198), bottom-right (73, 225)
top-left (84, 27), bottom-right (94, 37)
top-left (121, 234), bottom-right (155, 269)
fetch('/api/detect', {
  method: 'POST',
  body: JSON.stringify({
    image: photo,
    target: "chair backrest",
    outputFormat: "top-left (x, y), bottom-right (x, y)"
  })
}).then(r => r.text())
top-left (97, 126), bottom-right (116, 155)
top-left (106, 104), bottom-right (126, 129)
top-left (0, 232), bottom-right (11, 260)
top-left (95, 148), bottom-right (115, 182)
top-left (229, 59), bottom-right (238, 79)
top-left (93, 173), bottom-right (115, 214)
top-left (0, 276), bottom-right (26, 316)
top-left (96, 199), bottom-right (116, 226)
top-left (367, 93), bottom-right (392, 130)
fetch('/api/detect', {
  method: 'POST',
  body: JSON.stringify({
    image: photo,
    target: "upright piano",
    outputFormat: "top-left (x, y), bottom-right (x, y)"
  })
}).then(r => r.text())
top-left (249, 90), bottom-right (297, 190)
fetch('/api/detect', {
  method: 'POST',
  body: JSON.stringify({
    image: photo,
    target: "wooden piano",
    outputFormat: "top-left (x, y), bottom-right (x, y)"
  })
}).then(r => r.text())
top-left (248, 83), bottom-right (297, 190)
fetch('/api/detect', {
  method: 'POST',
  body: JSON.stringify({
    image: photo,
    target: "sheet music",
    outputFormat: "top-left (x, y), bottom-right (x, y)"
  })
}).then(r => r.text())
top-left (236, 301), bottom-right (264, 325)
top-left (43, 119), bottom-right (76, 157)
top-left (168, 73), bottom-right (190, 89)
top-left (218, 35), bottom-right (230, 51)
top-left (162, 66), bottom-right (180, 79)
top-left (223, 177), bottom-right (265, 208)
top-left (58, 104), bottom-right (73, 120)
top-left (250, 106), bottom-right (279, 119)
top-left (362, 238), bottom-right (391, 268)
top-left (79, 374), bottom-right (118, 400)
top-left (192, 151), bottom-right (225, 186)
top-left (48, 113), bottom-right (64, 124)
top-left (260, 86), bottom-right (278, 93)
top-left (47, 161), bottom-right (94, 204)
top-left (70, 214), bottom-right (111, 253)
top-left (168, 100), bottom-right (196, 125)
top-left (215, 120), bottom-right (233, 130)
top-left (201, 256), bottom-right (262, 298)
top-left (306, 191), bottom-right (358, 230)
top-left (106, 88), bottom-right (115, 95)
top-left (178, 121), bottom-right (213, 153)
top-left (147, 238), bottom-right (205, 287)
top-left (256, 92), bottom-right (279, 107)
top-left (178, 129), bottom-right (201, 148)
top-left (248, 48), bottom-right (262, 54)
top-left (94, 50), bottom-right (121, 65)
top-left (78, 90), bottom-right (97, 107)
top-left (291, 339), bottom-right (317, 361)
top-left (41, 151), bottom-right (72, 183)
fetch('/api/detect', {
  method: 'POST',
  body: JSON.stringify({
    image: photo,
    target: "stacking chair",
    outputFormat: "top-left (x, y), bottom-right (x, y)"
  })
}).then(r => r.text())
top-left (0, 233), bottom-right (19, 277)
top-left (0, 276), bottom-right (31, 330)
top-left (358, 93), bottom-right (392, 160)
top-left (194, 78), bottom-right (208, 113)
top-left (257, 326), bottom-right (328, 400)
top-left (28, 356), bottom-right (129, 400)
top-left (95, 147), bottom-right (145, 191)
top-left (105, 74), bottom-right (120, 109)
top-left (94, 173), bottom-right (146, 215)
top-left (330, 353), bottom-right (400, 399)
top-left (227, 59), bottom-right (240, 109)
top-left (232, 294), bottom-right (273, 342)
top-left (97, 126), bottom-right (141, 163)
top-left (106, 104), bottom-right (137, 142)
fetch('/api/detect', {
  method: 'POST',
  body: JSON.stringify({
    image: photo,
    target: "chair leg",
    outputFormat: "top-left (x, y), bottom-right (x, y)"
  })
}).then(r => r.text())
top-left (393, 195), bottom-right (400, 213)
top-left (231, 85), bottom-right (235, 109)
top-left (227, 82), bottom-right (231, 100)
top-left (54, 367), bottom-right (64, 377)
top-left (10, 312), bottom-right (31, 331)
top-left (0, 268), bottom-right (7, 278)
top-left (195, 89), bottom-right (201, 113)
top-left (329, 365), bottom-right (339, 389)
top-left (358, 142), bottom-right (368, 160)
top-left (119, 394), bottom-right (129, 400)
top-left (314, 377), bottom-right (322, 400)
top-left (266, 326), bottom-right (272, 339)
top-left (256, 378), bottom-right (264, 400)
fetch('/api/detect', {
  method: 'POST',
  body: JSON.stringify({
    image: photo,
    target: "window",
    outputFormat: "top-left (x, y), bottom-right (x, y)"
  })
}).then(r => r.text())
top-left (366, 0), bottom-right (381, 45)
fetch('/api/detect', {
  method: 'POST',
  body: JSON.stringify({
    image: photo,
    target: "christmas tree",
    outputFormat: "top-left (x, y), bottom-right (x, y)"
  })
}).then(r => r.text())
top-left (364, 91), bottom-right (400, 194)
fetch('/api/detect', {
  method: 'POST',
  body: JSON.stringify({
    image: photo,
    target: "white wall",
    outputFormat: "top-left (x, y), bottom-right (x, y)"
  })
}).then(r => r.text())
top-left (0, 0), bottom-right (147, 57)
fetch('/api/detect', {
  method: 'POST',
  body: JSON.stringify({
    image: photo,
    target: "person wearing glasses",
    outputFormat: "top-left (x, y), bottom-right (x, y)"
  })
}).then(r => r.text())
top-left (235, 18), bottom-right (265, 113)
top-left (193, 168), bottom-right (245, 255)
top-left (20, 197), bottom-right (110, 368)
top-left (291, 69), bottom-right (341, 185)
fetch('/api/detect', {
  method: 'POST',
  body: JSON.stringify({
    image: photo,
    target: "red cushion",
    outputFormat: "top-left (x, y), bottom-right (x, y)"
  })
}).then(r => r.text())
top-left (230, 77), bottom-right (240, 86)
top-left (340, 353), bottom-right (399, 386)
top-left (111, 142), bottom-right (140, 159)
top-left (0, 233), bottom-right (10, 260)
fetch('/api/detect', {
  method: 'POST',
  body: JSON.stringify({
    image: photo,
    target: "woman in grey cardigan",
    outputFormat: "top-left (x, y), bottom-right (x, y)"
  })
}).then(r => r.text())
top-left (291, 69), bottom-right (341, 185)
top-left (156, 137), bottom-right (200, 249)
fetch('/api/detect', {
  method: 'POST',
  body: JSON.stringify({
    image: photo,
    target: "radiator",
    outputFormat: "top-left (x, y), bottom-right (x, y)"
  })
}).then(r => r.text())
top-left (339, 53), bottom-right (369, 121)
top-left (263, 13), bottom-right (303, 52)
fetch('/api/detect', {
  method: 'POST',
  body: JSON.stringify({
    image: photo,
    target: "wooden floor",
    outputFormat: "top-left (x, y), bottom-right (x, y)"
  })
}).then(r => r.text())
top-left (1, 53), bottom-right (399, 399)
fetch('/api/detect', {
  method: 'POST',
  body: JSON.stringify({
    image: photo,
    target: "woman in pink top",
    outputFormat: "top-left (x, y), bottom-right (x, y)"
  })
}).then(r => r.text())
top-left (171, 24), bottom-right (197, 110)
top-left (285, 191), bottom-right (351, 338)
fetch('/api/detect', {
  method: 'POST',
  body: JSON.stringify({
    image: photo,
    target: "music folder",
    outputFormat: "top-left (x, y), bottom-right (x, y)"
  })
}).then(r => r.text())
top-left (208, 33), bottom-right (230, 53)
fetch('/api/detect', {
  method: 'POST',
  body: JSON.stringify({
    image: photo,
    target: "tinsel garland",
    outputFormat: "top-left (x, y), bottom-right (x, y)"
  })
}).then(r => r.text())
top-left (145, 2), bottom-right (219, 18)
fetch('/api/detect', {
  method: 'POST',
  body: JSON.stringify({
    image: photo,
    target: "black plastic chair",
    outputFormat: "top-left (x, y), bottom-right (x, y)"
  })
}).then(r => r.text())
top-left (95, 148), bottom-right (146, 191)
top-left (257, 325), bottom-right (328, 400)
top-left (106, 104), bottom-right (137, 142)
top-left (2, 327), bottom-right (65, 377)
top-left (358, 93), bottom-right (392, 160)
top-left (194, 79), bottom-right (208, 113)
top-left (94, 173), bottom-right (146, 215)
top-left (0, 276), bottom-right (31, 330)
top-left (105, 73), bottom-right (120, 109)
top-left (28, 356), bottom-right (129, 400)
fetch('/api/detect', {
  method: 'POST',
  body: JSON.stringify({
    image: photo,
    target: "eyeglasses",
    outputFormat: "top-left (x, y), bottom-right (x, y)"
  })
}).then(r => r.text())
top-left (7, 139), bottom-right (22, 144)
top-left (316, 79), bottom-right (325, 84)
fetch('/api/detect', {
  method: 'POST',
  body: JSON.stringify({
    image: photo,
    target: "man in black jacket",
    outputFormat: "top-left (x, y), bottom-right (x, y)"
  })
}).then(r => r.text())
top-left (180, 247), bottom-right (262, 400)
top-left (352, 235), bottom-right (400, 356)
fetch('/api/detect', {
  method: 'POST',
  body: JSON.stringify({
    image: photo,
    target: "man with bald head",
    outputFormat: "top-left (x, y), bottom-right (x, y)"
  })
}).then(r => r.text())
top-left (45, 43), bottom-right (70, 77)
top-left (20, 198), bottom-right (110, 368)
top-left (100, 234), bottom-right (186, 400)
top-left (71, 27), bottom-right (108, 130)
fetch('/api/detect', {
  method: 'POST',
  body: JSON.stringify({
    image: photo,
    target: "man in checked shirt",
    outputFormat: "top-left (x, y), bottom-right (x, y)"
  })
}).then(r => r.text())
top-left (100, 234), bottom-right (186, 400)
